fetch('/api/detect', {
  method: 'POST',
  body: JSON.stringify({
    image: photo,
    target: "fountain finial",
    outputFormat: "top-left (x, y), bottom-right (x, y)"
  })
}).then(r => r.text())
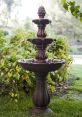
top-left (38, 6), bottom-right (46, 18)
top-left (33, 6), bottom-right (51, 38)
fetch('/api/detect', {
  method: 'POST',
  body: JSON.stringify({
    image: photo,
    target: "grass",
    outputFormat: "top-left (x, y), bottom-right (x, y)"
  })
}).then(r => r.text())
top-left (0, 94), bottom-right (82, 117)
top-left (70, 45), bottom-right (82, 55)
top-left (0, 64), bottom-right (82, 117)
top-left (68, 64), bottom-right (82, 92)
top-left (69, 64), bottom-right (82, 78)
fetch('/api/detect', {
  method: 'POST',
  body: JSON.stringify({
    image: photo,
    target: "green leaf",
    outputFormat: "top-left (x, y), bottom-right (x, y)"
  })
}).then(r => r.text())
top-left (60, 0), bottom-right (66, 5)
top-left (80, 13), bottom-right (82, 22)
top-left (70, 6), bottom-right (75, 14)
top-left (75, 6), bottom-right (80, 11)
top-left (63, 3), bottom-right (68, 10)
top-left (69, 1), bottom-right (75, 6)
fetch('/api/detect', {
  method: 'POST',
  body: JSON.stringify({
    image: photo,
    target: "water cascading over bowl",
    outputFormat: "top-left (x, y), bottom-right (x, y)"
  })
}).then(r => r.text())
top-left (18, 6), bottom-right (65, 115)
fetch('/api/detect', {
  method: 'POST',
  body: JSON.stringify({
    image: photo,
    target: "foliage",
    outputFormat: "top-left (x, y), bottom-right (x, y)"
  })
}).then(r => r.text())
top-left (47, 0), bottom-right (82, 41)
top-left (0, 28), bottom-right (36, 98)
top-left (62, 0), bottom-right (82, 22)
top-left (0, 29), bottom-right (6, 48)
top-left (47, 36), bottom-right (72, 87)
top-left (0, 28), bottom-right (71, 96)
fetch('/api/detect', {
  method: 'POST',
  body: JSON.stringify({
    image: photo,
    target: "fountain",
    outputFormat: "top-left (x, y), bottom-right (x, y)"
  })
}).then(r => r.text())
top-left (18, 6), bottom-right (65, 115)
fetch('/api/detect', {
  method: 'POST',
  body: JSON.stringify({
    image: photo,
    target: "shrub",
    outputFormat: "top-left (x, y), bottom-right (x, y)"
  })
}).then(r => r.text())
top-left (0, 28), bottom-right (36, 98)
top-left (0, 28), bottom-right (72, 97)
top-left (47, 36), bottom-right (72, 92)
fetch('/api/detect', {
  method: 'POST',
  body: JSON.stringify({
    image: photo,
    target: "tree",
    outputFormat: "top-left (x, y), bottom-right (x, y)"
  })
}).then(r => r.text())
top-left (3, 0), bottom-right (14, 13)
top-left (44, 0), bottom-right (82, 39)
top-left (0, 0), bottom-right (21, 27)
top-left (61, 0), bottom-right (82, 22)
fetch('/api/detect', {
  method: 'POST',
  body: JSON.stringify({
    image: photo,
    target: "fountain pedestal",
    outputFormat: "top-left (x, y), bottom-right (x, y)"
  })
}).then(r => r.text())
top-left (31, 72), bottom-right (52, 114)
top-left (18, 6), bottom-right (65, 115)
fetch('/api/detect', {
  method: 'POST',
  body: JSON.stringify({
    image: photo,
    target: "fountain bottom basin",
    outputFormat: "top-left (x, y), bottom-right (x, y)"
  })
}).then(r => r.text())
top-left (18, 59), bottom-right (65, 72)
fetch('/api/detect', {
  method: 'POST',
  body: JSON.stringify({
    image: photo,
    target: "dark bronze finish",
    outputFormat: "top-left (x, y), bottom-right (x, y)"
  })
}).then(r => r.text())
top-left (38, 6), bottom-right (46, 18)
top-left (33, 6), bottom-right (51, 38)
top-left (18, 6), bottom-right (65, 115)
top-left (27, 38), bottom-right (53, 62)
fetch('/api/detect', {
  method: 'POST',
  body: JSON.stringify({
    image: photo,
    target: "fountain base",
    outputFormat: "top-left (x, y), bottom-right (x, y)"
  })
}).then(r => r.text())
top-left (30, 107), bottom-right (53, 115)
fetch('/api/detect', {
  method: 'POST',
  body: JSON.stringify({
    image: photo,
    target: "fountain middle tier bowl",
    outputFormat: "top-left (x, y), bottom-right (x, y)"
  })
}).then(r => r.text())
top-left (18, 59), bottom-right (65, 72)
top-left (27, 38), bottom-right (53, 45)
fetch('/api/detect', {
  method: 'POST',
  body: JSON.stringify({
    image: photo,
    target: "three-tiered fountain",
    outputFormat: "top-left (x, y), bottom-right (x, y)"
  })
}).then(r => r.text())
top-left (18, 6), bottom-right (65, 115)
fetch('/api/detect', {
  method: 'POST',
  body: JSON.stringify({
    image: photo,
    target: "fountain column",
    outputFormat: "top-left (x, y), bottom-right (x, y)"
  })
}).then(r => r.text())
top-left (32, 72), bottom-right (51, 114)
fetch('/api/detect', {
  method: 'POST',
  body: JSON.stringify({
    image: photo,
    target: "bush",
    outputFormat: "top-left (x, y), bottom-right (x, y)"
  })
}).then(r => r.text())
top-left (0, 28), bottom-right (72, 97)
top-left (47, 36), bottom-right (72, 91)
top-left (0, 28), bottom-right (36, 98)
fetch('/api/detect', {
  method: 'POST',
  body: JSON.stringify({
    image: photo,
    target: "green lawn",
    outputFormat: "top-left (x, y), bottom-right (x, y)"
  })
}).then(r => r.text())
top-left (69, 64), bottom-right (82, 78)
top-left (70, 45), bottom-right (82, 55)
top-left (0, 64), bottom-right (82, 117)
top-left (0, 94), bottom-right (82, 117)
top-left (68, 64), bottom-right (82, 92)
